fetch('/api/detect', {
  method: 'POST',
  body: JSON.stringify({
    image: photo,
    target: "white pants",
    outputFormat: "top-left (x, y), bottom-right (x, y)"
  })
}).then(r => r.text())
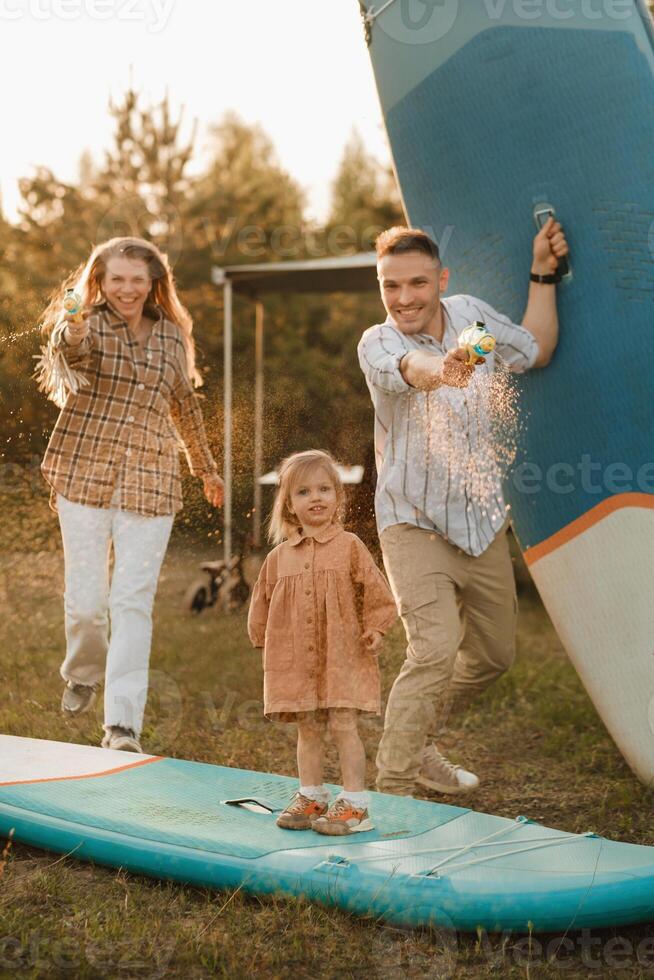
top-left (56, 491), bottom-right (174, 736)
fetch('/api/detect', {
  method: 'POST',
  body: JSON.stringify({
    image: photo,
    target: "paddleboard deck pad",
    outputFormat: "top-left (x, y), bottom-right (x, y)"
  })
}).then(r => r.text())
top-left (1, 737), bottom-right (653, 932)
top-left (359, 0), bottom-right (654, 783)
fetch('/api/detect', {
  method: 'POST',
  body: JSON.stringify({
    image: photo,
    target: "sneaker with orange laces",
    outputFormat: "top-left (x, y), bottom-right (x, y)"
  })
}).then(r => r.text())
top-left (276, 792), bottom-right (329, 830)
top-left (312, 798), bottom-right (374, 836)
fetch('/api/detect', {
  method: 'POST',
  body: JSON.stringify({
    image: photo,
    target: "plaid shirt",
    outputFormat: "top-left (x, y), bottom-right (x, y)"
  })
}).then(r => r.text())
top-left (39, 301), bottom-right (218, 517)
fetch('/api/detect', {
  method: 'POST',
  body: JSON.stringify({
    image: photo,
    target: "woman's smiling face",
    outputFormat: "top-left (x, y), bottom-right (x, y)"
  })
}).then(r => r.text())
top-left (102, 256), bottom-right (151, 320)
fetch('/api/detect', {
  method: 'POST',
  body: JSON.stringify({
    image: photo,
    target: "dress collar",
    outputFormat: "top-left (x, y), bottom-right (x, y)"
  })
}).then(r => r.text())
top-left (288, 524), bottom-right (343, 547)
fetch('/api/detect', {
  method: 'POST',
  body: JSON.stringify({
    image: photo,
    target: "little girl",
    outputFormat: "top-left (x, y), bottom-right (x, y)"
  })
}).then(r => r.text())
top-left (247, 450), bottom-right (397, 836)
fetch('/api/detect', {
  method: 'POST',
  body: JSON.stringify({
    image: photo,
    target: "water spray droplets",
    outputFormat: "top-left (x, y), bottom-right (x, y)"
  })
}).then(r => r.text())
top-left (1, 324), bottom-right (43, 347)
top-left (414, 359), bottom-right (524, 519)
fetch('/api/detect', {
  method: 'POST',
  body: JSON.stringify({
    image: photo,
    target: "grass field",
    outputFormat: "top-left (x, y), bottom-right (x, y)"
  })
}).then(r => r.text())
top-left (1, 497), bottom-right (653, 979)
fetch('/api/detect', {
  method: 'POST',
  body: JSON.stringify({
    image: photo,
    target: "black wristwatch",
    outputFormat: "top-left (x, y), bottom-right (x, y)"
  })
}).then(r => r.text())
top-left (530, 271), bottom-right (561, 284)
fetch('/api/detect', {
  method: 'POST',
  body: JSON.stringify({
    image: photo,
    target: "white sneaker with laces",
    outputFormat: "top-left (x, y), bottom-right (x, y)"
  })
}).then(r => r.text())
top-left (101, 726), bottom-right (142, 753)
top-left (416, 743), bottom-right (480, 795)
top-left (61, 681), bottom-right (99, 716)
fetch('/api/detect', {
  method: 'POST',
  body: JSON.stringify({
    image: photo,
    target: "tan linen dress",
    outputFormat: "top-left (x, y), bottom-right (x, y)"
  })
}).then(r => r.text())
top-left (247, 525), bottom-right (397, 718)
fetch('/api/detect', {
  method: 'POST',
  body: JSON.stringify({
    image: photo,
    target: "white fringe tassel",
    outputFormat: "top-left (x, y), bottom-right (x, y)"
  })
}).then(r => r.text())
top-left (33, 346), bottom-right (90, 410)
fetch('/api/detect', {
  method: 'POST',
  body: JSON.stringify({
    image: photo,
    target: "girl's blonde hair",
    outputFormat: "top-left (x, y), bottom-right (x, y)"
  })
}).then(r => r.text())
top-left (39, 236), bottom-right (202, 387)
top-left (268, 450), bottom-right (345, 545)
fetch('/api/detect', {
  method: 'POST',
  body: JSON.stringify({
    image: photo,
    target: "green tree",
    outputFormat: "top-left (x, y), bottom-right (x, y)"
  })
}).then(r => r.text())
top-left (328, 128), bottom-right (403, 250)
top-left (91, 88), bottom-right (196, 254)
top-left (1, 91), bottom-right (404, 554)
top-left (185, 112), bottom-right (305, 278)
top-left (2, 89), bottom-right (203, 473)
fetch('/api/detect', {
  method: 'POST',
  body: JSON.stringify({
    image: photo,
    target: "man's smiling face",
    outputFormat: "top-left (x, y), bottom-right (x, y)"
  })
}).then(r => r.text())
top-left (378, 250), bottom-right (449, 338)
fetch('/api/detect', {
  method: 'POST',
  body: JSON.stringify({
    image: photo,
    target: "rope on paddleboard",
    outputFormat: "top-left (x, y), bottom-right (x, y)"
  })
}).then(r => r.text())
top-left (424, 832), bottom-right (598, 878)
top-left (335, 816), bottom-right (528, 865)
top-left (359, 0), bottom-right (400, 44)
top-left (322, 815), bottom-right (598, 879)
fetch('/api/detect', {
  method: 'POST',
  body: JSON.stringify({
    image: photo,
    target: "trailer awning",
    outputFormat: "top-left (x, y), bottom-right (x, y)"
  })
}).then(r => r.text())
top-left (212, 252), bottom-right (378, 297)
top-left (213, 252), bottom-right (380, 564)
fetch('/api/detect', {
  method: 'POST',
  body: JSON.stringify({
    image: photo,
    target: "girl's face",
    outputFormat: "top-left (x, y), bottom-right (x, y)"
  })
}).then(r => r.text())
top-left (289, 466), bottom-right (338, 533)
top-left (101, 256), bottom-right (151, 321)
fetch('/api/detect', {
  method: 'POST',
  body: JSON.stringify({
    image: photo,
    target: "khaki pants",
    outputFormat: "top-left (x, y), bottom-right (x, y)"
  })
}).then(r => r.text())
top-left (377, 522), bottom-right (517, 794)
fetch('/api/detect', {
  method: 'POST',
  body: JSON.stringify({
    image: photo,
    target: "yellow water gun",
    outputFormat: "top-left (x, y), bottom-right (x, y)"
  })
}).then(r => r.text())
top-left (458, 321), bottom-right (496, 365)
top-left (63, 288), bottom-right (84, 324)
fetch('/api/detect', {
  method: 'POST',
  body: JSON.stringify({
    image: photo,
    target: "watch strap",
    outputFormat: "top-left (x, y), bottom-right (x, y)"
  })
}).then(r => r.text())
top-left (530, 271), bottom-right (561, 284)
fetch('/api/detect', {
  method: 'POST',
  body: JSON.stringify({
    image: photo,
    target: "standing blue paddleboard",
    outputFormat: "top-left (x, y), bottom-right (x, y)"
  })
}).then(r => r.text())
top-left (359, 0), bottom-right (654, 784)
top-left (1, 736), bottom-right (654, 931)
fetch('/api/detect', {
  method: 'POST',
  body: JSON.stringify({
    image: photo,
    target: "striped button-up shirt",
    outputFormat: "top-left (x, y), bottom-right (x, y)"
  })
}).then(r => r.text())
top-left (39, 301), bottom-right (218, 517)
top-left (358, 294), bottom-right (539, 556)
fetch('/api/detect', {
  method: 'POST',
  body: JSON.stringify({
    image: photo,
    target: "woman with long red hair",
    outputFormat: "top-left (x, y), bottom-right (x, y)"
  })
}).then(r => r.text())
top-left (36, 236), bottom-right (223, 752)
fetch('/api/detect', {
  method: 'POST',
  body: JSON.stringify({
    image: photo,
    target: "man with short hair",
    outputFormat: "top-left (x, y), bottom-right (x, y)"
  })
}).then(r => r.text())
top-left (358, 220), bottom-right (568, 796)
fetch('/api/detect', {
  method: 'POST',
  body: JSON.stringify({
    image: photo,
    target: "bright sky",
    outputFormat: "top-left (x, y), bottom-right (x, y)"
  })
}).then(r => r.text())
top-left (0, 0), bottom-right (392, 222)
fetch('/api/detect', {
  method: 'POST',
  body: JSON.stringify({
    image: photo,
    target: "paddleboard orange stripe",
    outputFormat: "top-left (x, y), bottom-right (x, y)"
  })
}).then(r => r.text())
top-left (524, 493), bottom-right (654, 566)
top-left (0, 755), bottom-right (163, 787)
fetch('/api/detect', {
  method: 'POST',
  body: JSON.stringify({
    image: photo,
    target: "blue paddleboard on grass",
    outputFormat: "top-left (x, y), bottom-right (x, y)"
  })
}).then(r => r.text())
top-left (359, 0), bottom-right (654, 784)
top-left (1, 736), bottom-right (653, 932)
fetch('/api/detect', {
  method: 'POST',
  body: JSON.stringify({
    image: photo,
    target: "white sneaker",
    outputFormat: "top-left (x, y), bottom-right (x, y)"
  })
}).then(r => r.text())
top-left (416, 743), bottom-right (480, 795)
top-left (101, 726), bottom-right (142, 753)
top-left (61, 681), bottom-right (99, 716)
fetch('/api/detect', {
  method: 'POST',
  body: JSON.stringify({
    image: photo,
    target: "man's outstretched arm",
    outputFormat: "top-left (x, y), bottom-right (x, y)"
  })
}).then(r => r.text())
top-left (521, 217), bottom-right (569, 368)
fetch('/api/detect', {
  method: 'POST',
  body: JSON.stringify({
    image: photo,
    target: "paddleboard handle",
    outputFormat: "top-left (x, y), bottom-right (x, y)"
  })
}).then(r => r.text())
top-left (63, 289), bottom-right (84, 324)
top-left (458, 321), bottom-right (496, 365)
top-left (533, 204), bottom-right (571, 281)
top-left (222, 797), bottom-right (278, 814)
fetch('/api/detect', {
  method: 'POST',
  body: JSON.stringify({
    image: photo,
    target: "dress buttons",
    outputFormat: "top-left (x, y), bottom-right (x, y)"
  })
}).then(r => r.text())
top-left (128, 415), bottom-right (135, 423)
top-left (308, 645), bottom-right (314, 651)
top-left (138, 383), bottom-right (145, 390)
top-left (305, 589), bottom-right (311, 596)
top-left (125, 449), bottom-right (132, 456)
top-left (304, 562), bottom-right (310, 569)
top-left (307, 617), bottom-right (312, 624)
